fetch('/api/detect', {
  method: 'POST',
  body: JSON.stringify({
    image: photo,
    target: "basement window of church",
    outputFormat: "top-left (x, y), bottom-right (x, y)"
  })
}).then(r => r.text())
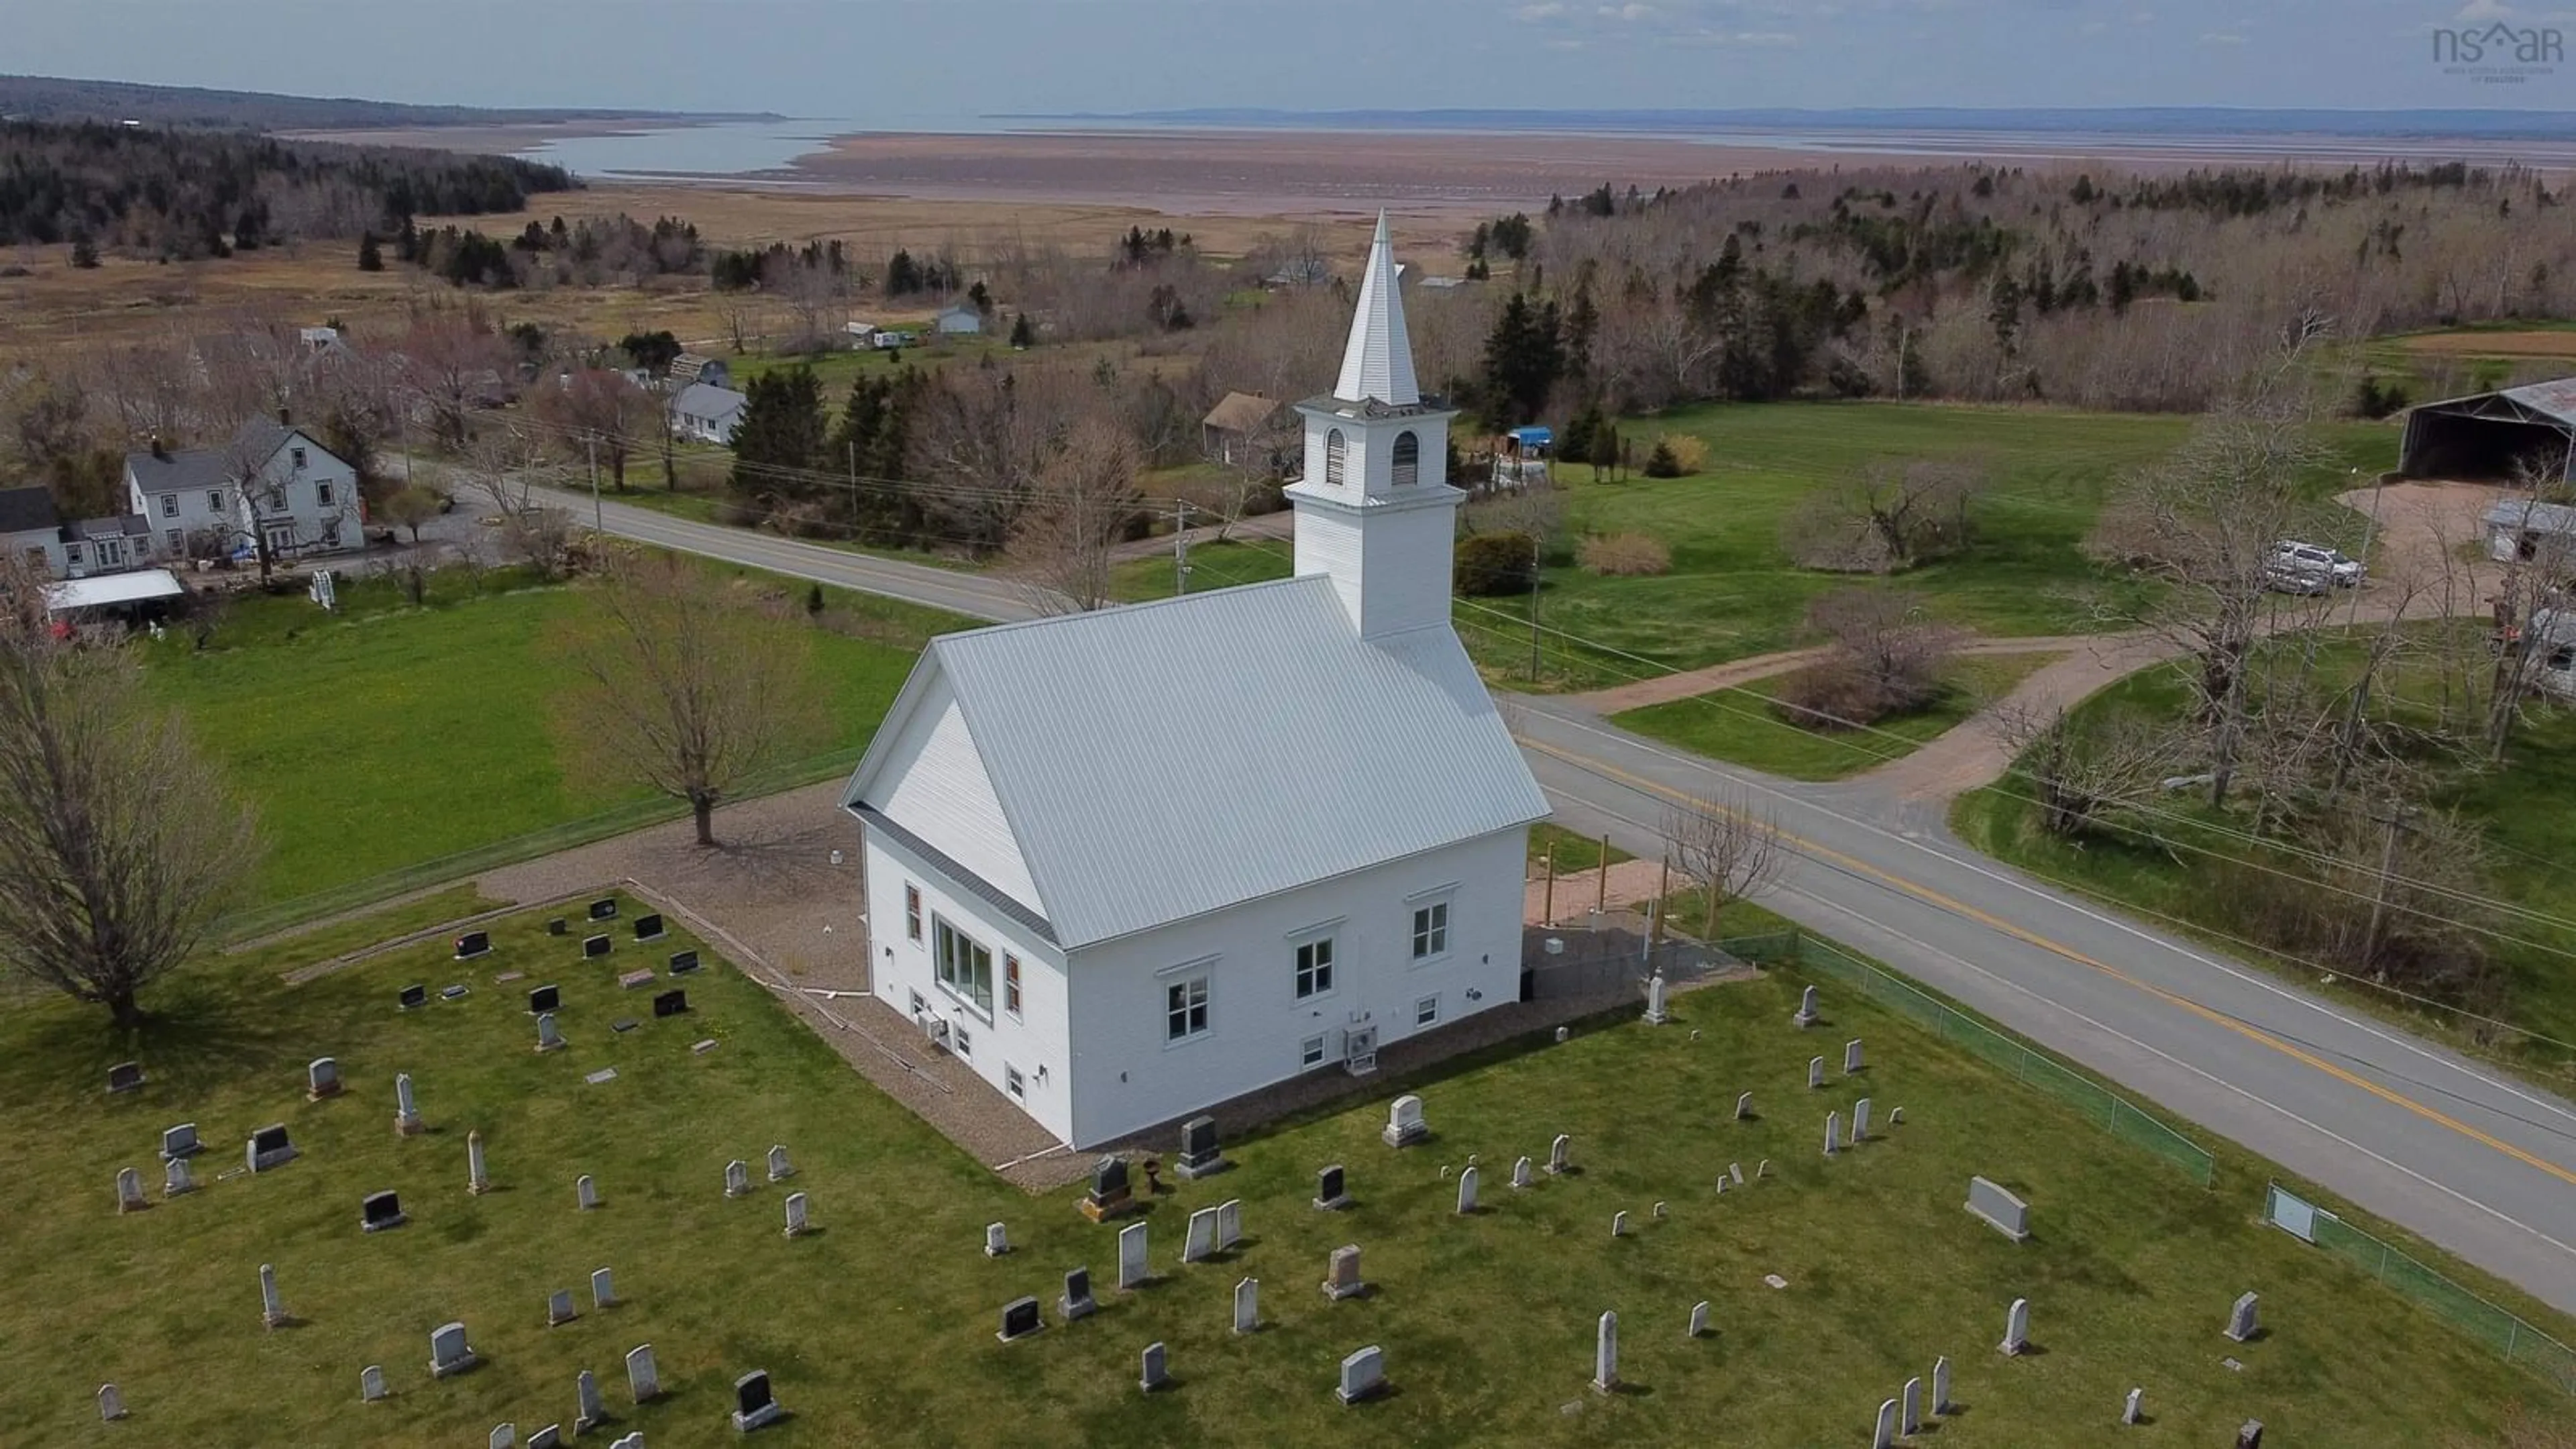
top-left (1325, 428), bottom-right (1347, 486)
top-left (1392, 431), bottom-right (1419, 486)
top-left (933, 916), bottom-right (994, 1016)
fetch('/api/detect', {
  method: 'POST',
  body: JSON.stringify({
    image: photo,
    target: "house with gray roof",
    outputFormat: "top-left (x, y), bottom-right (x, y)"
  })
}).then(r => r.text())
top-left (842, 215), bottom-right (1547, 1149)
top-left (0, 486), bottom-right (66, 576)
top-left (670, 382), bottom-right (749, 446)
top-left (123, 415), bottom-right (360, 565)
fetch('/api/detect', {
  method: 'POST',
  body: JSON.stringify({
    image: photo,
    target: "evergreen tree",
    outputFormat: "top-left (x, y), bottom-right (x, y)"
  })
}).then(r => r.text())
top-left (1987, 272), bottom-right (2024, 358)
top-left (1008, 313), bottom-right (1034, 347)
top-left (1475, 292), bottom-right (1564, 429)
top-left (729, 367), bottom-right (828, 500)
top-left (1643, 439), bottom-right (1682, 478)
top-left (884, 248), bottom-right (923, 296)
top-left (1562, 277), bottom-right (1600, 378)
top-left (356, 230), bottom-right (383, 272)
top-left (68, 236), bottom-right (100, 269)
top-left (1588, 422), bottom-right (1619, 482)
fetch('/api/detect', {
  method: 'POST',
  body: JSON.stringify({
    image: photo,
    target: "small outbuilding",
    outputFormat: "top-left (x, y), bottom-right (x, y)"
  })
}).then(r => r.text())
top-left (2482, 496), bottom-right (2576, 564)
top-left (1200, 392), bottom-right (1289, 468)
top-left (934, 303), bottom-right (983, 336)
top-left (2400, 378), bottom-right (2576, 483)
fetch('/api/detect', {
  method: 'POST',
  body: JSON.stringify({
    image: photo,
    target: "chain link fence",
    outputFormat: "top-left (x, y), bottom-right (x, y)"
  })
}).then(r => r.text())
top-left (1522, 926), bottom-right (1727, 1002)
top-left (2265, 1182), bottom-right (2576, 1393)
top-left (1719, 930), bottom-right (2218, 1186)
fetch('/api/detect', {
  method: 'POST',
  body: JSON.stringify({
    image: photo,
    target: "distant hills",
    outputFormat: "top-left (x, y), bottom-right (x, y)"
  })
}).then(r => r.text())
top-left (0, 74), bottom-right (779, 131)
top-left (1001, 106), bottom-right (2576, 140)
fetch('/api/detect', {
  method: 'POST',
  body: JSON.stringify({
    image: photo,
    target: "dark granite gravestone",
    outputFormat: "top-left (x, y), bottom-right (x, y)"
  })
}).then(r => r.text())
top-left (106, 1061), bottom-right (144, 1095)
top-left (612, 1018), bottom-right (641, 1034)
top-left (588, 898), bottom-right (619, 922)
top-left (1080, 1155), bottom-right (1134, 1222)
top-left (1173, 1115), bottom-right (1232, 1181)
top-left (246, 1123), bottom-right (297, 1173)
top-left (361, 1190), bottom-right (406, 1232)
top-left (583, 935), bottom-right (611, 959)
top-left (547, 917), bottom-right (568, 936)
top-left (668, 950), bottom-right (702, 976)
top-left (453, 930), bottom-right (491, 960)
top-left (529, 984), bottom-right (561, 1016)
top-left (1315, 1163), bottom-right (1351, 1211)
top-left (652, 989), bottom-right (688, 1019)
top-left (441, 984), bottom-right (470, 1000)
top-left (399, 983), bottom-right (428, 1010)
top-left (1059, 1267), bottom-right (1096, 1322)
top-left (731, 1370), bottom-right (782, 1432)
top-left (633, 914), bottom-right (665, 941)
top-left (998, 1296), bottom-right (1044, 1343)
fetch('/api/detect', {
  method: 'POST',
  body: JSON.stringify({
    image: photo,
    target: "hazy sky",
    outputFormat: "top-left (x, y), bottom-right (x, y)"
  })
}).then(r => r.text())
top-left (13, 1), bottom-right (2575, 118)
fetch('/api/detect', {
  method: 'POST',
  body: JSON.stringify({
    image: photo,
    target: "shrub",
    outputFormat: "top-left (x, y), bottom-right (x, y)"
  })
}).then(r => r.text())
top-left (1657, 433), bottom-right (1708, 474)
top-left (1642, 441), bottom-right (1682, 478)
top-left (1768, 658), bottom-right (1892, 731)
top-left (1576, 533), bottom-right (1672, 576)
top-left (1454, 531), bottom-right (1537, 596)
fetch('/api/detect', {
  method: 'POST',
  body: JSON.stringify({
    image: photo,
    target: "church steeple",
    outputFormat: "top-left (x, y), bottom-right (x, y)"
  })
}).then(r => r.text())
top-left (1283, 211), bottom-right (1462, 641)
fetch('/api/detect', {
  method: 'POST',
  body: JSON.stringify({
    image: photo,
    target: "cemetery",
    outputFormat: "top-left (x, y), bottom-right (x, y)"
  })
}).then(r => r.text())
top-left (0, 888), bottom-right (2559, 1443)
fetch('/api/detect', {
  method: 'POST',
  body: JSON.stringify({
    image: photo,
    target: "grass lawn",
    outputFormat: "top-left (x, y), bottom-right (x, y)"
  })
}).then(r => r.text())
top-left (1528, 822), bottom-right (1634, 875)
top-left (143, 566), bottom-right (965, 911)
top-left (1, 894), bottom-right (2557, 1444)
top-left (1613, 652), bottom-right (2065, 782)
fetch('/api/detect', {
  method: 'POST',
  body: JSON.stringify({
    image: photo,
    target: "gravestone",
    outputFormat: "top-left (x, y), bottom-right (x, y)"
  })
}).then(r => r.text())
top-left (246, 1123), bottom-right (297, 1173)
top-left (2123, 1387), bottom-right (2145, 1425)
top-left (1688, 1301), bottom-right (1710, 1338)
top-left (1652, 1201), bottom-right (1668, 1219)
top-left (783, 1191), bottom-right (809, 1238)
top-left (1548, 1133), bottom-right (1572, 1175)
top-left (441, 985), bottom-right (470, 1000)
top-left (1735, 1091), bottom-right (1753, 1121)
top-left (115, 1167), bottom-right (145, 1214)
top-left (584, 1068), bottom-right (618, 1085)
top-left (527, 1426), bottom-right (561, 1449)
top-left (490, 1425), bottom-right (515, 1449)
top-left (985, 1221), bottom-right (1010, 1257)
top-left (669, 949), bottom-right (702, 975)
top-left (767, 1144), bottom-right (794, 1182)
top-left (1845, 1038), bottom-right (1864, 1075)
top-left (1853, 1097), bottom-right (1872, 1141)
top-left (618, 971), bottom-right (653, 991)
top-left (1060, 1267), bottom-right (1096, 1322)
top-left (1966, 1176), bottom-right (2031, 1242)
top-left (1903, 1375), bottom-right (1923, 1433)
top-left (611, 1436), bottom-right (643, 1449)
top-left (1808, 1057), bottom-right (1825, 1090)
top-left (468, 1129), bottom-right (491, 1195)
top-left (1456, 1165), bottom-right (1479, 1214)
top-left (259, 1263), bottom-right (287, 1328)
top-left (1214, 1198), bottom-right (1242, 1251)
top-left (1824, 1112), bottom-right (1841, 1157)
top-left (2000, 1297), bottom-right (2031, 1356)
top-left (1758, 1159), bottom-right (1773, 1178)
top-left (1730, 1161), bottom-right (1745, 1186)
top-left (1336, 1344), bottom-right (1387, 1405)
top-left (455, 930), bottom-right (491, 960)
top-left (1181, 1206), bottom-right (1218, 1263)
top-left (1891, 1106), bottom-right (1905, 1125)
top-left (1794, 985), bottom-right (1819, 1028)
top-left (724, 1160), bottom-right (751, 1198)
top-left (535, 1013), bottom-right (566, 1053)
top-left (1314, 1163), bottom-right (1351, 1211)
top-left (653, 989), bottom-right (689, 1018)
top-left (1324, 1244), bottom-right (1366, 1301)
top-left (1591, 1310), bottom-right (1619, 1392)
top-left (160, 1122), bottom-right (199, 1161)
top-left (731, 1368), bottom-right (783, 1430)
top-left (1083, 1156), bottom-right (1134, 1222)
top-left (1715, 1175), bottom-right (1728, 1196)
top-left (2237, 1420), bottom-right (2264, 1448)
top-left (576, 1369), bottom-right (606, 1432)
top-left (1138, 1341), bottom-right (1169, 1393)
top-left (547, 918), bottom-right (568, 936)
top-left (107, 1061), bottom-right (144, 1094)
top-left (592, 1267), bottom-right (617, 1308)
top-left (633, 913), bottom-right (665, 941)
top-left (400, 983), bottom-right (428, 1010)
top-left (625, 1343), bottom-right (661, 1403)
top-left (549, 1289), bottom-right (578, 1326)
top-left (1382, 1095), bottom-right (1428, 1148)
top-left (1173, 1114), bottom-right (1232, 1179)
top-left (1643, 973), bottom-right (1669, 1025)
top-left (1556, 1027), bottom-right (1570, 1043)
top-left (576, 1175), bottom-right (599, 1211)
top-left (589, 898), bottom-right (618, 922)
top-left (997, 1296), bottom-right (1044, 1343)
top-left (2224, 1291), bottom-right (2260, 1343)
top-left (394, 1073), bottom-right (423, 1137)
top-left (1933, 1355), bottom-right (1953, 1413)
top-left (430, 1320), bottom-right (478, 1378)
top-left (360, 1365), bottom-right (388, 1402)
top-left (164, 1157), bottom-right (195, 1197)
top-left (1233, 1277), bottom-right (1260, 1334)
top-left (529, 984), bottom-right (561, 1015)
top-left (1873, 1397), bottom-right (1899, 1449)
top-left (583, 934), bottom-right (610, 959)
top-left (1511, 1155), bottom-right (1533, 1189)
top-left (1118, 1222), bottom-right (1149, 1290)
top-left (98, 1383), bottom-right (125, 1421)
top-left (361, 1190), bottom-right (406, 1232)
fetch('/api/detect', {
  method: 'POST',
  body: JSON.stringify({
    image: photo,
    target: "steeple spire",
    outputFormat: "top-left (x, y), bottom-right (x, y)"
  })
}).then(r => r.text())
top-left (1332, 211), bottom-right (1420, 407)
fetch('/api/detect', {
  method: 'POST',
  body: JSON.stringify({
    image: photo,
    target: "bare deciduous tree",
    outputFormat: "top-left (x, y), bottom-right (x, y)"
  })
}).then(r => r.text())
top-left (1664, 788), bottom-right (1785, 939)
top-left (1786, 458), bottom-right (1990, 574)
top-left (1990, 701), bottom-right (2176, 839)
top-left (549, 549), bottom-right (825, 847)
top-left (396, 310), bottom-right (514, 451)
top-left (464, 425), bottom-right (575, 579)
top-left (0, 557), bottom-right (260, 1024)
top-left (534, 368), bottom-right (662, 493)
top-left (1008, 417), bottom-right (1141, 614)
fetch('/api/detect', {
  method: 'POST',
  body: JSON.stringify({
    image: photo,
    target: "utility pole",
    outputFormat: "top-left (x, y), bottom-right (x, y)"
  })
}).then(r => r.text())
top-left (2361, 802), bottom-right (2410, 969)
top-left (1527, 535), bottom-right (1544, 681)
top-left (587, 432), bottom-right (602, 532)
top-left (1541, 841), bottom-right (1557, 928)
top-left (1173, 499), bottom-right (1193, 596)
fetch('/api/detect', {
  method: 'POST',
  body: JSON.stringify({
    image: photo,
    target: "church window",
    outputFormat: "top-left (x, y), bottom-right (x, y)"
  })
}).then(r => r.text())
top-left (1392, 431), bottom-right (1419, 486)
top-left (933, 915), bottom-right (994, 1015)
top-left (1004, 955), bottom-right (1023, 1018)
top-left (904, 885), bottom-right (922, 941)
top-left (1324, 429), bottom-right (1347, 485)
top-left (1294, 936), bottom-right (1334, 1000)
top-left (1410, 900), bottom-right (1450, 961)
top-left (1166, 974), bottom-right (1211, 1043)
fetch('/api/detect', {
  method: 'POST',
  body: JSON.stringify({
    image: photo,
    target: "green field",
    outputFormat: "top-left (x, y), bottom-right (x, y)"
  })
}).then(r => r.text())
top-left (1, 894), bottom-right (2557, 1444)
top-left (142, 566), bottom-right (963, 911)
top-left (1614, 651), bottom-right (2065, 782)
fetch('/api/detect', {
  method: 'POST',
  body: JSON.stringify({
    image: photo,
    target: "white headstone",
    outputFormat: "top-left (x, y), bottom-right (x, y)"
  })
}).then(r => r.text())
top-left (1382, 1094), bottom-right (1428, 1147)
top-left (1735, 1091), bottom-right (1753, 1121)
top-left (1715, 1175), bottom-right (1728, 1195)
top-left (1966, 1176), bottom-right (2032, 1242)
top-left (1809, 1056), bottom-right (1825, 1089)
top-left (577, 1369), bottom-right (606, 1430)
top-left (490, 1424), bottom-right (516, 1449)
top-left (1214, 1197), bottom-right (1242, 1250)
top-left (783, 1191), bottom-right (810, 1238)
top-left (360, 1364), bottom-right (388, 1402)
top-left (1688, 1301), bottom-right (1710, 1338)
top-left (1844, 1038), bottom-right (1864, 1074)
top-left (985, 1220), bottom-right (1010, 1257)
top-left (430, 1320), bottom-right (476, 1378)
top-left (1824, 1112), bottom-right (1842, 1157)
top-left (115, 1167), bottom-right (145, 1213)
top-left (625, 1342), bottom-right (661, 1403)
top-left (1548, 1133), bottom-right (1572, 1175)
top-left (1336, 1344), bottom-right (1386, 1404)
top-left (1233, 1277), bottom-right (1260, 1334)
top-left (2225, 1291), bottom-right (2260, 1343)
top-left (548, 1289), bottom-right (577, 1326)
top-left (1591, 1310), bottom-right (1619, 1391)
top-left (1794, 984), bottom-right (1819, 1026)
top-left (1854, 1097), bottom-right (1872, 1141)
top-left (307, 1056), bottom-right (343, 1098)
top-left (1903, 1375), bottom-right (1923, 1432)
top-left (2001, 1297), bottom-right (2031, 1356)
top-left (259, 1263), bottom-right (286, 1328)
top-left (1140, 1341), bottom-right (1169, 1393)
top-left (2124, 1386), bottom-right (2145, 1425)
top-left (1182, 1206), bottom-right (1218, 1263)
top-left (1324, 1243), bottom-right (1366, 1300)
top-left (576, 1174), bottom-right (599, 1211)
top-left (592, 1266), bottom-right (617, 1308)
top-left (1456, 1165), bottom-right (1479, 1214)
top-left (97, 1383), bottom-right (125, 1421)
top-left (1729, 1161), bottom-right (1744, 1186)
top-left (535, 1013), bottom-right (564, 1052)
top-left (1933, 1354), bottom-right (1953, 1413)
top-left (394, 1072), bottom-right (422, 1136)
top-left (1511, 1155), bottom-right (1532, 1189)
top-left (1644, 973), bottom-right (1669, 1025)
top-left (1611, 1210), bottom-right (1628, 1237)
top-left (1873, 1398), bottom-right (1898, 1449)
top-left (467, 1129), bottom-right (490, 1195)
top-left (767, 1144), bottom-right (794, 1181)
top-left (1118, 1222), bottom-right (1148, 1290)
top-left (724, 1160), bottom-right (751, 1198)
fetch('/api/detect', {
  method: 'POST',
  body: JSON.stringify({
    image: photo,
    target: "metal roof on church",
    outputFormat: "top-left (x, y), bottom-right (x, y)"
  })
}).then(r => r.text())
top-left (847, 575), bottom-right (1548, 951)
top-left (1333, 212), bottom-right (1421, 408)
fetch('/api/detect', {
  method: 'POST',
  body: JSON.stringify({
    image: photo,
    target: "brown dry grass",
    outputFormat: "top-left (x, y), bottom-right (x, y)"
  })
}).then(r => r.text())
top-left (1576, 531), bottom-right (1673, 576)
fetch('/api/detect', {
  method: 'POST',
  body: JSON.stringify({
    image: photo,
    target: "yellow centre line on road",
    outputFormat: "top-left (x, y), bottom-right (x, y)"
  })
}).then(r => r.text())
top-left (1520, 733), bottom-right (2576, 1193)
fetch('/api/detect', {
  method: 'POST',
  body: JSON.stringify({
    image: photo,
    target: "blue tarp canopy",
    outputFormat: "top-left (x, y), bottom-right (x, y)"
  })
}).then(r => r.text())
top-left (1508, 426), bottom-right (1553, 449)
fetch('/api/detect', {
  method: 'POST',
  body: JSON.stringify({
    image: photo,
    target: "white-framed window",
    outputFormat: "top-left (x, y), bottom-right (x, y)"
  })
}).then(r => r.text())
top-left (263, 523), bottom-right (294, 555)
top-left (316, 480), bottom-right (335, 506)
top-left (1004, 955), bottom-right (1023, 1019)
top-left (291, 446), bottom-right (308, 470)
top-left (95, 537), bottom-right (126, 568)
top-left (1324, 428), bottom-right (1347, 485)
top-left (320, 521), bottom-right (340, 547)
top-left (904, 884), bottom-right (922, 941)
top-left (1004, 1064), bottom-right (1025, 1101)
top-left (932, 915), bottom-right (994, 1016)
top-left (165, 529), bottom-right (182, 554)
top-left (207, 489), bottom-right (224, 512)
top-left (64, 542), bottom-right (84, 566)
top-left (159, 493), bottom-right (178, 518)
top-left (1393, 430), bottom-right (1420, 486)
top-left (265, 486), bottom-right (287, 511)
top-left (1410, 899), bottom-right (1450, 961)
top-left (1293, 935), bottom-right (1335, 1000)
top-left (1416, 994), bottom-right (1441, 1028)
top-left (1300, 1034), bottom-right (1328, 1069)
top-left (907, 989), bottom-right (927, 1018)
top-left (1165, 974), bottom-right (1210, 1044)
top-left (951, 1021), bottom-right (973, 1058)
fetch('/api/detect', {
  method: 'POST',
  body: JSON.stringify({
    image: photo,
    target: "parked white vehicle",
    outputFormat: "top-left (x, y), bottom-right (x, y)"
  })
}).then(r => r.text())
top-left (2270, 539), bottom-right (2363, 588)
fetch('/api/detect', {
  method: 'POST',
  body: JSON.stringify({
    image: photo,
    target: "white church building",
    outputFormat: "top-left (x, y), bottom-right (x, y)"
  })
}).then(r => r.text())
top-left (843, 216), bottom-right (1548, 1149)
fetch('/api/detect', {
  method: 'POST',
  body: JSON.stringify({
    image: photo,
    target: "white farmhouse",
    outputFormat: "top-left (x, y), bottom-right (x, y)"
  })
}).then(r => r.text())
top-left (670, 382), bottom-right (749, 446)
top-left (843, 215), bottom-right (1546, 1149)
top-left (123, 417), bottom-right (361, 563)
